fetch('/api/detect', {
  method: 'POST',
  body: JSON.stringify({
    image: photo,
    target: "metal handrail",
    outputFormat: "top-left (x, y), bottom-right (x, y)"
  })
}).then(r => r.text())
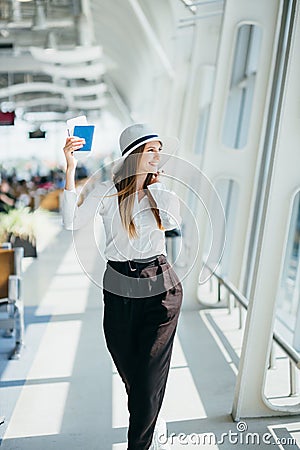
top-left (206, 266), bottom-right (300, 395)
top-left (210, 269), bottom-right (249, 309)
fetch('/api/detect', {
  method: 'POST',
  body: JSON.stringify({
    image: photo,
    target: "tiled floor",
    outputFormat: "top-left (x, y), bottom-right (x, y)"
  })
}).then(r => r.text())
top-left (0, 214), bottom-right (299, 449)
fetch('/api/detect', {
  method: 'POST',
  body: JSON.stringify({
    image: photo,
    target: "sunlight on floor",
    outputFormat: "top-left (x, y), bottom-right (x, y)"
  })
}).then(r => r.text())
top-left (4, 382), bottom-right (70, 438)
top-left (112, 443), bottom-right (127, 449)
top-left (26, 321), bottom-right (82, 380)
top-left (2, 321), bottom-right (82, 438)
top-left (35, 285), bottom-right (89, 316)
top-left (35, 246), bottom-right (90, 316)
top-left (200, 310), bottom-right (238, 375)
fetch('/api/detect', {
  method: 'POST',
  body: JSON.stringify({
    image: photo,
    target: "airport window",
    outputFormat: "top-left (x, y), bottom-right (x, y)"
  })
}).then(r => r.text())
top-left (222, 24), bottom-right (262, 149)
top-left (276, 191), bottom-right (300, 349)
top-left (203, 178), bottom-right (239, 277)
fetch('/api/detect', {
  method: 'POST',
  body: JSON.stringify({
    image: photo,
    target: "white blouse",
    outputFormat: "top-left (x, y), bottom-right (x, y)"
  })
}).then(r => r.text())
top-left (62, 180), bottom-right (181, 261)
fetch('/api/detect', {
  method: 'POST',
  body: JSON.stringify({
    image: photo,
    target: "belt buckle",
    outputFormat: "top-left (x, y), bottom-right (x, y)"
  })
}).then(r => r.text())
top-left (128, 260), bottom-right (137, 271)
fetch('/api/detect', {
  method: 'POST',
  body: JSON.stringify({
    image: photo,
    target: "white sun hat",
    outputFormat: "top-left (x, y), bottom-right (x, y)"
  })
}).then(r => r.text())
top-left (112, 123), bottom-right (179, 174)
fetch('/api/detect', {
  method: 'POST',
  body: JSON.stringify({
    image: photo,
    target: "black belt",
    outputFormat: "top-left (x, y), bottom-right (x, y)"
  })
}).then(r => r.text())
top-left (132, 255), bottom-right (160, 263)
top-left (108, 254), bottom-right (164, 272)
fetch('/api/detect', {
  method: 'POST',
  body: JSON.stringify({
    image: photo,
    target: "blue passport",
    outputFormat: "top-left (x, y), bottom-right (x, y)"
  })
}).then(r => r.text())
top-left (73, 125), bottom-right (95, 151)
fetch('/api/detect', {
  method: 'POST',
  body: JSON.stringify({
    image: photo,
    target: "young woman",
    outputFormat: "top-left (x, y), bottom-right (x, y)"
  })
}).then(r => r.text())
top-left (62, 123), bottom-right (183, 450)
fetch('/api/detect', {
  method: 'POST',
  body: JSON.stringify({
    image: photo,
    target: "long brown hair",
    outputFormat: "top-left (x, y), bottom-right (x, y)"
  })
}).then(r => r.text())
top-left (110, 144), bottom-right (164, 239)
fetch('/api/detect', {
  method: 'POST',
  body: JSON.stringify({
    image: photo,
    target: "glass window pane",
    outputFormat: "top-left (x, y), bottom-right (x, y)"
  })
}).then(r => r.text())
top-left (222, 24), bottom-right (262, 149)
top-left (202, 179), bottom-right (239, 277)
top-left (276, 192), bottom-right (300, 349)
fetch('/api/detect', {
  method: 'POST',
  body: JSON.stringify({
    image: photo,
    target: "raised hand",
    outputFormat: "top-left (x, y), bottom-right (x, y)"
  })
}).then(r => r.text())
top-left (63, 137), bottom-right (85, 170)
top-left (63, 136), bottom-right (85, 191)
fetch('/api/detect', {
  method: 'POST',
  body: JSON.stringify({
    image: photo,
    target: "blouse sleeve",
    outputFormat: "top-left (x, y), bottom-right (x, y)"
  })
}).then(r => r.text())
top-left (62, 183), bottom-right (107, 230)
top-left (147, 182), bottom-right (182, 231)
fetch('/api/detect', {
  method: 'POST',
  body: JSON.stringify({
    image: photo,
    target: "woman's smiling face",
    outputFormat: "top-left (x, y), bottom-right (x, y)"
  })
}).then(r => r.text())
top-left (137, 141), bottom-right (162, 174)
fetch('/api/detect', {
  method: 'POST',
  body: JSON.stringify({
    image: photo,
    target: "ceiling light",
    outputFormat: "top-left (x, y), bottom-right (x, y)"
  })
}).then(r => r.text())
top-left (17, 0), bottom-right (33, 2)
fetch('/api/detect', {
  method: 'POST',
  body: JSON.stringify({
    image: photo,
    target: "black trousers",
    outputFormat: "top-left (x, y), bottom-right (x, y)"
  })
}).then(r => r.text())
top-left (102, 254), bottom-right (183, 450)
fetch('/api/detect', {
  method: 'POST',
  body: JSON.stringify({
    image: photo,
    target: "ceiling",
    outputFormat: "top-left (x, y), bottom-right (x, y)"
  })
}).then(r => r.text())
top-left (0, 0), bottom-right (224, 124)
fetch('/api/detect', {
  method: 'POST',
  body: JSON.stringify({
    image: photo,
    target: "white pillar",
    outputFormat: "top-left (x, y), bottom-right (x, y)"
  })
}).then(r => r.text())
top-left (232, 0), bottom-right (300, 419)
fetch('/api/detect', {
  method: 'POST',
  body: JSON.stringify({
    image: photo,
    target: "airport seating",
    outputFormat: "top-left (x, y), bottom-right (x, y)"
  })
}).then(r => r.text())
top-left (0, 245), bottom-right (25, 360)
top-left (39, 188), bottom-right (63, 211)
